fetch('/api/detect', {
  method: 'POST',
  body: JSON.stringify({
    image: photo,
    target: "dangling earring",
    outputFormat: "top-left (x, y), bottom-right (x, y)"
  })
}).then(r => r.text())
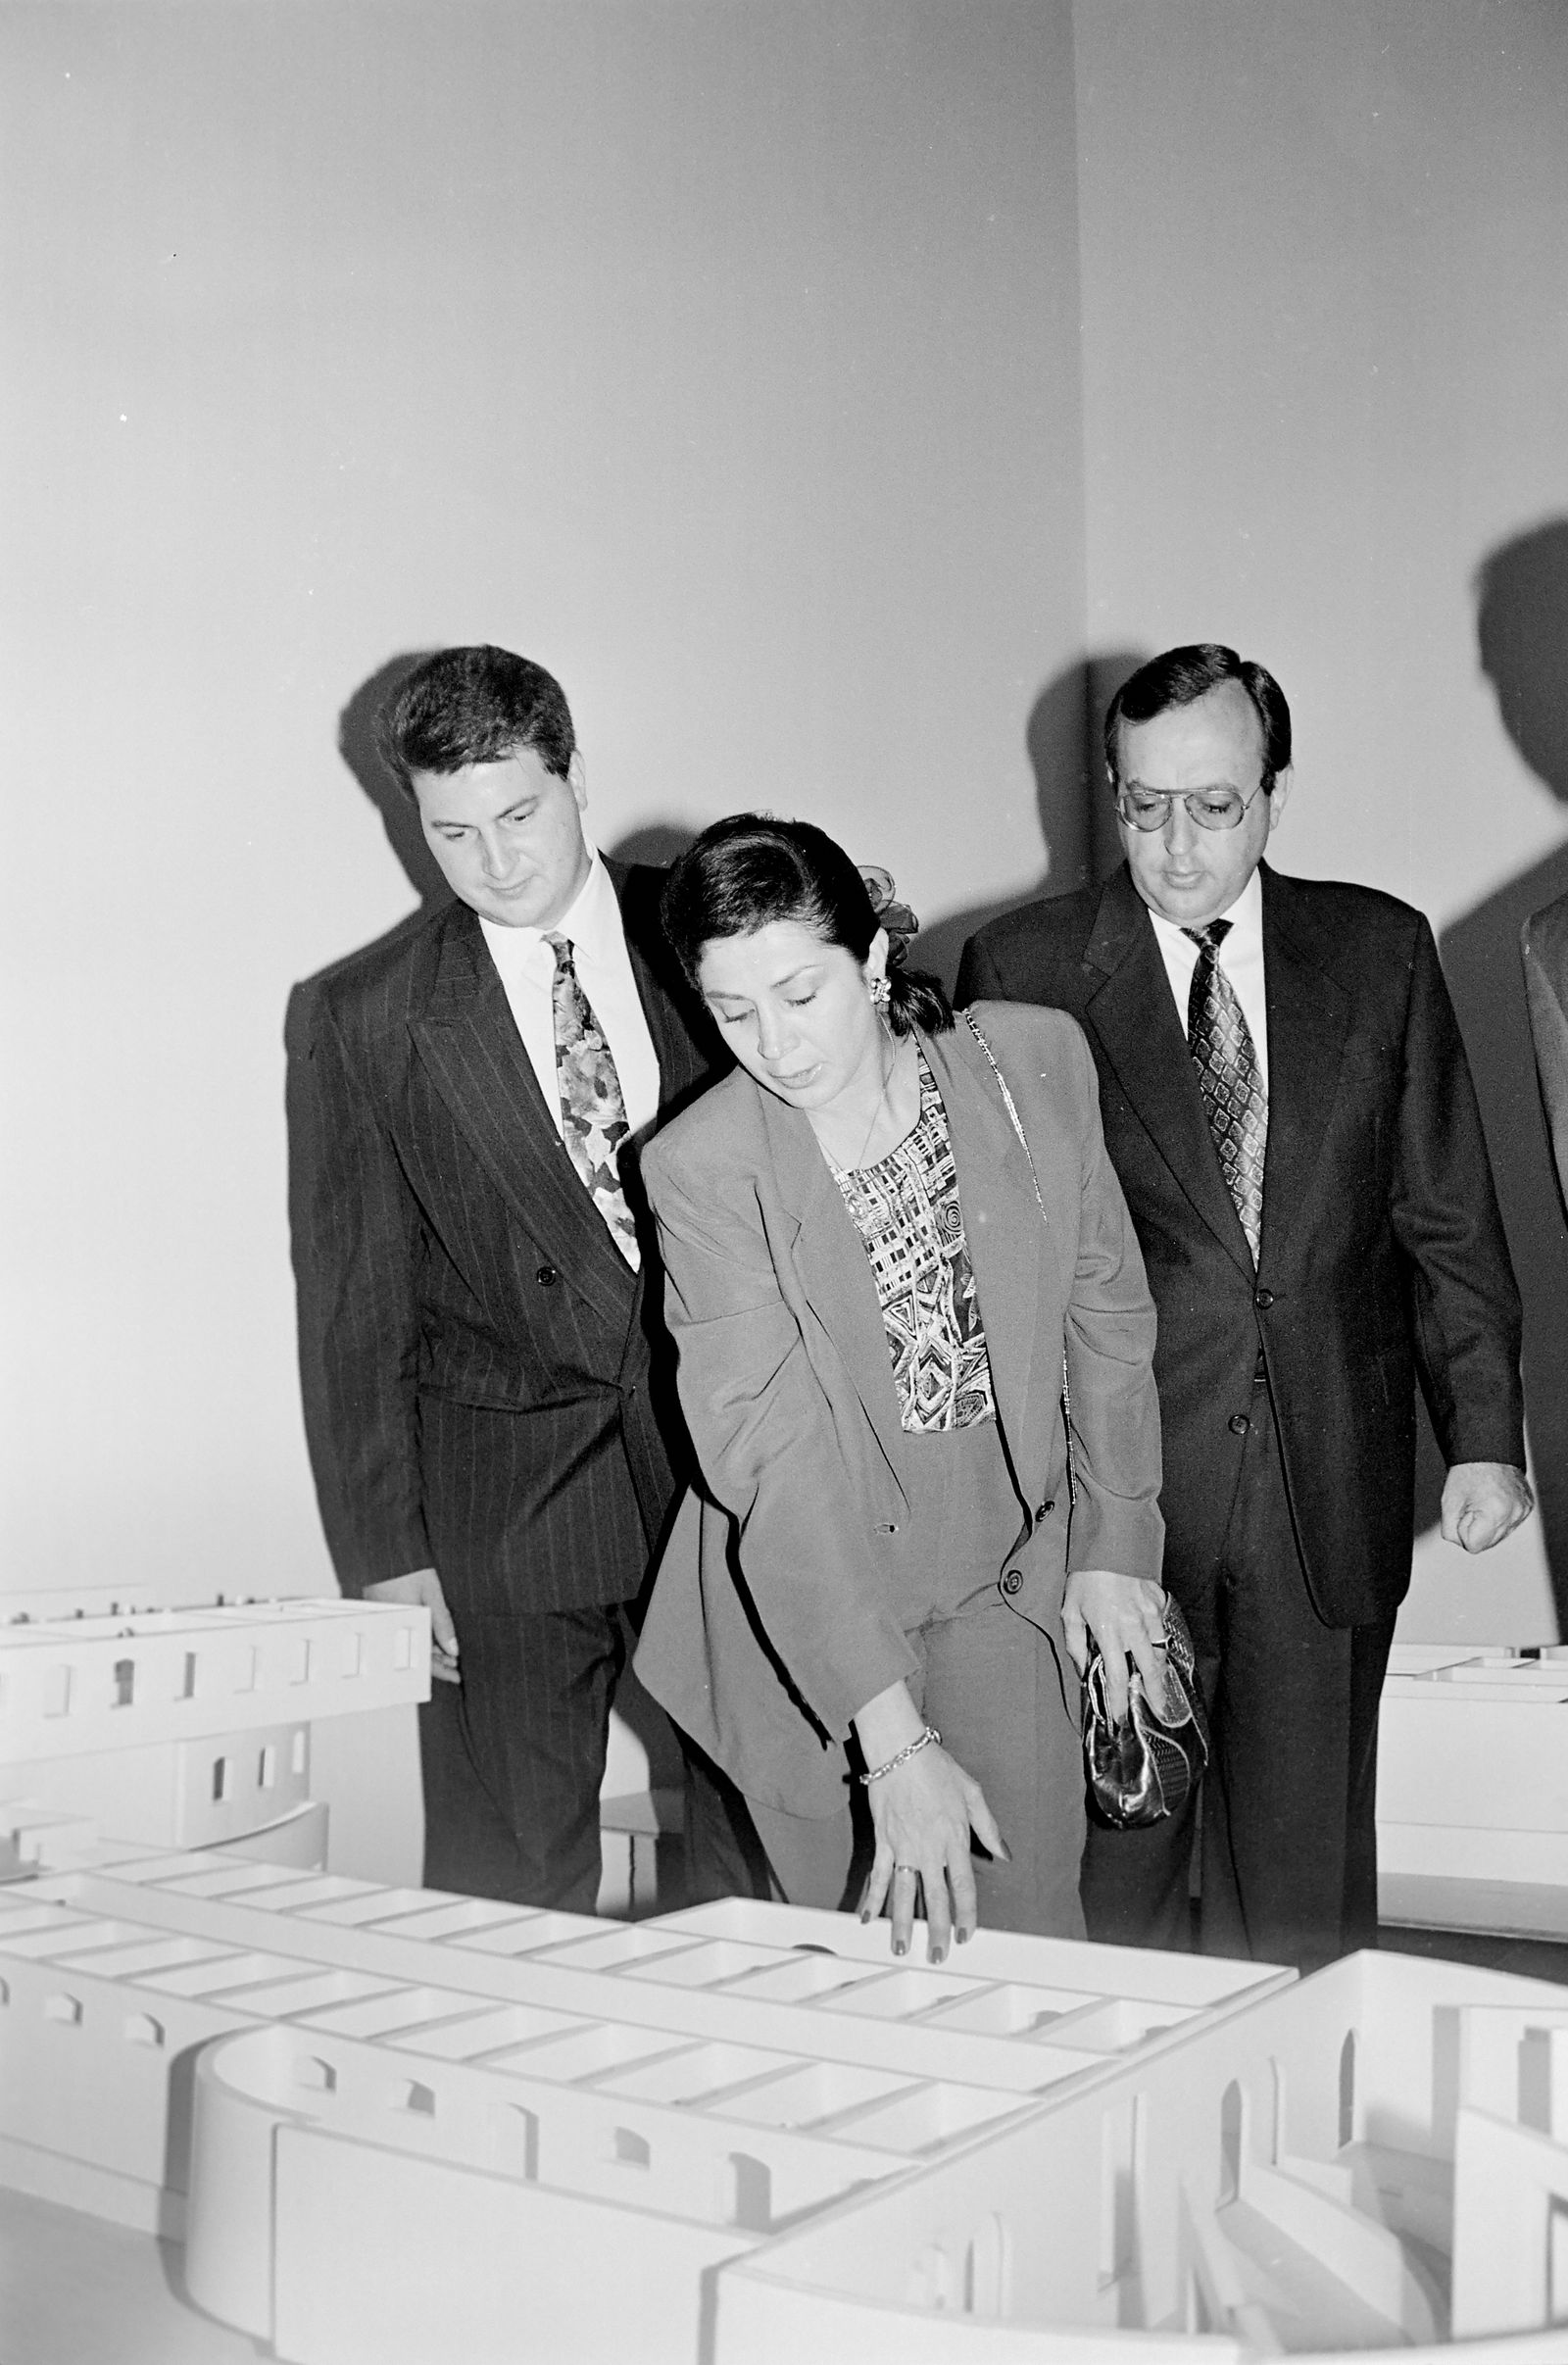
top-left (869, 974), bottom-right (892, 1013)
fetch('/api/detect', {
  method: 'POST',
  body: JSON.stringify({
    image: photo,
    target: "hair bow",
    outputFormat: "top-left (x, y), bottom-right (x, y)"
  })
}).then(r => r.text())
top-left (858, 865), bottom-right (921, 968)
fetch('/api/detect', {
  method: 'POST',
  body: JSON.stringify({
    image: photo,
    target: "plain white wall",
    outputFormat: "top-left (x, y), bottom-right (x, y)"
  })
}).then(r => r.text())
top-left (1074, 0), bottom-right (1568, 1640)
top-left (1, 0), bottom-right (1085, 1612)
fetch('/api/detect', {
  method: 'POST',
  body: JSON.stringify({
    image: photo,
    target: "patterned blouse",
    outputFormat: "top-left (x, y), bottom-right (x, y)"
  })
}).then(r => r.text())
top-left (829, 1051), bottom-right (998, 1433)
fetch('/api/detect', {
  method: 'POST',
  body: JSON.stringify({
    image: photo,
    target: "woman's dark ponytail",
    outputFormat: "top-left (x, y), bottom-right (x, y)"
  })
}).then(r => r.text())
top-left (886, 965), bottom-right (954, 1038)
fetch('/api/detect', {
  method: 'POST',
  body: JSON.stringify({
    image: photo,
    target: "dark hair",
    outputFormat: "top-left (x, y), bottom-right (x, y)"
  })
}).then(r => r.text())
top-left (378, 645), bottom-right (575, 793)
top-left (1103, 644), bottom-right (1292, 794)
top-left (662, 813), bottom-right (953, 1038)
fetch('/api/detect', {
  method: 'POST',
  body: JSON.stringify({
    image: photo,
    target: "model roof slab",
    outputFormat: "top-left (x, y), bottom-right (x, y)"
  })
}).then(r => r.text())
top-left (2, 1861), bottom-right (1292, 2093)
top-left (0, 1863), bottom-right (1289, 2259)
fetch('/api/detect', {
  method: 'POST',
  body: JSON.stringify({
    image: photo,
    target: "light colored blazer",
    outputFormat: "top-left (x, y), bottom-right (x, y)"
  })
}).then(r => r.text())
top-left (634, 1002), bottom-right (1163, 1817)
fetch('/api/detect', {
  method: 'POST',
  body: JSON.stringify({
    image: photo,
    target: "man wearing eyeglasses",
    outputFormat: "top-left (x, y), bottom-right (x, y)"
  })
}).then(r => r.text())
top-left (958, 643), bottom-right (1530, 1972)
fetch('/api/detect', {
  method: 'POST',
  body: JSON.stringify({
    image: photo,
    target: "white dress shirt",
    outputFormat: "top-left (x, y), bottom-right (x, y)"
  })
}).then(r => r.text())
top-left (1145, 864), bottom-right (1270, 1090)
top-left (479, 850), bottom-right (662, 1139)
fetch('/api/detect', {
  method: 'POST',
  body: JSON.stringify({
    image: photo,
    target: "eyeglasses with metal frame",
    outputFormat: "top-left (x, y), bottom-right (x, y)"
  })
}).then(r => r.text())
top-left (1112, 781), bottom-right (1268, 833)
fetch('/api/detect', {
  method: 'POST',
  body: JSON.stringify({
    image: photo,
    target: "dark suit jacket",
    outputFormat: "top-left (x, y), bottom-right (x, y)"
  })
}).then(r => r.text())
top-left (634, 1006), bottom-right (1164, 1816)
top-left (958, 862), bottom-right (1524, 1628)
top-left (292, 862), bottom-right (718, 1616)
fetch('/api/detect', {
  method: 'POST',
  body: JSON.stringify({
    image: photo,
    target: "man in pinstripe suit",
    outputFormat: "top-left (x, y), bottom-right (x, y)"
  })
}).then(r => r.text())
top-left (294, 647), bottom-right (719, 1908)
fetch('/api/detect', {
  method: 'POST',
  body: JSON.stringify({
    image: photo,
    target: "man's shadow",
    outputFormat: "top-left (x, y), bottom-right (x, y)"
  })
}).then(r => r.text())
top-left (333, 649), bottom-right (455, 918)
top-left (285, 652), bottom-right (453, 1577)
top-left (1436, 519), bottom-right (1568, 1624)
top-left (919, 650), bottom-right (1144, 991)
top-left (286, 649), bottom-right (458, 1056)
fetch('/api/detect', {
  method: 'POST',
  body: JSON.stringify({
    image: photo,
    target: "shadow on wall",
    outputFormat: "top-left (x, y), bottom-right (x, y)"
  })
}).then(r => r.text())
top-left (337, 650), bottom-right (453, 916)
top-left (920, 650), bottom-right (1145, 994)
top-left (284, 653), bottom-right (455, 1597)
top-left (605, 822), bottom-right (694, 872)
top-left (1438, 519), bottom-right (1568, 1629)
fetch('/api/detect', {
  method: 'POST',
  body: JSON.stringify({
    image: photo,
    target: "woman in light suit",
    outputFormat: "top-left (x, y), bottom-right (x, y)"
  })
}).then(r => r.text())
top-left (636, 816), bottom-right (1166, 1956)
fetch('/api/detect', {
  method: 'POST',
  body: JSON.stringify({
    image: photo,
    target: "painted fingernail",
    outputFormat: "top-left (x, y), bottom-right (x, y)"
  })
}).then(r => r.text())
top-left (893, 1940), bottom-right (907, 1958)
top-left (956, 1927), bottom-right (971, 1945)
top-left (930, 1946), bottom-right (946, 1966)
top-left (858, 1907), bottom-right (871, 1924)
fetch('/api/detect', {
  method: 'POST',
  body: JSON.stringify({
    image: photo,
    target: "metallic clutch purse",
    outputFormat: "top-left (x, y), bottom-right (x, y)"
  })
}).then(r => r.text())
top-left (1083, 1598), bottom-right (1209, 1828)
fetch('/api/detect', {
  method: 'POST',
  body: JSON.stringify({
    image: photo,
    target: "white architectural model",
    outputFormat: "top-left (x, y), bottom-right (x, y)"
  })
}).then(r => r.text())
top-left (709, 1908), bottom-right (1568, 2364)
top-left (1, 1597), bottom-right (429, 1868)
top-left (0, 1585), bottom-right (673, 1912)
top-left (1377, 1643), bottom-right (1568, 1939)
top-left (2, 1859), bottom-right (1568, 2362)
top-left (5, 1605), bottom-right (1568, 2361)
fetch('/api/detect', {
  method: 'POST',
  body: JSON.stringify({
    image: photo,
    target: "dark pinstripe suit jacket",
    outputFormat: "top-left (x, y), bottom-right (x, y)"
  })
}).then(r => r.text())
top-left (293, 862), bottom-right (719, 1617)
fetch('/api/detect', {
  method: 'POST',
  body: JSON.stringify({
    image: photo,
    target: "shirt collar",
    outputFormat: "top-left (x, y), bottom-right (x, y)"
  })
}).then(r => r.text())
top-left (478, 843), bottom-right (616, 977)
top-left (1145, 861), bottom-right (1264, 956)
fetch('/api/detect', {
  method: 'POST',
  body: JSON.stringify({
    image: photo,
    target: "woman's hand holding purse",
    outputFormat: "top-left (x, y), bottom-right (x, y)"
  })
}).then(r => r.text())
top-left (1062, 1567), bottom-right (1169, 1719)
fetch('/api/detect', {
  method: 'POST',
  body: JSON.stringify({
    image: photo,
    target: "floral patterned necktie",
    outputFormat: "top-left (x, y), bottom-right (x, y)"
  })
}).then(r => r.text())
top-left (545, 934), bottom-right (640, 1269)
top-left (1184, 919), bottom-right (1267, 1264)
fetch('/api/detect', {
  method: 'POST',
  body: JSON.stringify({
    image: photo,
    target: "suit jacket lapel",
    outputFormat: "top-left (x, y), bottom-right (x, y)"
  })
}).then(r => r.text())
top-left (1258, 865), bottom-right (1350, 1266)
top-left (1080, 866), bottom-right (1254, 1277)
top-left (411, 904), bottom-right (637, 1331)
top-left (758, 1082), bottom-right (906, 1482)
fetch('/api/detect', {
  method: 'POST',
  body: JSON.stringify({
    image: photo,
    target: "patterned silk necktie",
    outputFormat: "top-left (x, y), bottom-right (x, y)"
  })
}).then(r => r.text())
top-left (1184, 919), bottom-right (1267, 1263)
top-left (545, 934), bottom-right (640, 1269)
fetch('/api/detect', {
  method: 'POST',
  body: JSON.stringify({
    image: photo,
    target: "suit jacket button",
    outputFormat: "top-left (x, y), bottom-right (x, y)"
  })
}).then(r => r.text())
top-left (536, 1264), bottom-right (559, 1287)
top-left (1254, 1287), bottom-right (1275, 1309)
top-left (1002, 1569), bottom-right (1023, 1596)
top-left (1229, 1412), bottom-right (1250, 1436)
top-left (1036, 1499), bottom-right (1054, 1520)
